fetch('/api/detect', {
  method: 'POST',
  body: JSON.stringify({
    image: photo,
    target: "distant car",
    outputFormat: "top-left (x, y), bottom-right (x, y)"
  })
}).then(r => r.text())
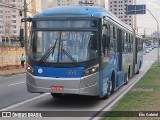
top-left (145, 47), bottom-right (150, 53)
top-left (146, 46), bottom-right (152, 51)
top-left (149, 47), bottom-right (152, 51)
top-left (154, 43), bottom-right (158, 48)
top-left (151, 45), bottom-right (154, 49)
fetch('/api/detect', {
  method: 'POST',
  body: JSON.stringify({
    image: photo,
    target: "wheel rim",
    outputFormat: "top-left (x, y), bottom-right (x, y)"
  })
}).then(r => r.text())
top-left (126, 73), bottom-right (129, 82)
top-left (109, 80), bottom-right (112, 94)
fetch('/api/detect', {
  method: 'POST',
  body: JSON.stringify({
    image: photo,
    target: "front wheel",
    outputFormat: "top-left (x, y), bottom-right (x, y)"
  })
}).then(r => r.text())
top-left (51, 93), bottom-right (62, 98)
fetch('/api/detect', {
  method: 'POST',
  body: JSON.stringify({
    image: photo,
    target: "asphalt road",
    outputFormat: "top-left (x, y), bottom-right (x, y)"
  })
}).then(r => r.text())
top-left (0, 48), bottom-right (158, 120)
top-left (0, 74), bottom-right (40, 109)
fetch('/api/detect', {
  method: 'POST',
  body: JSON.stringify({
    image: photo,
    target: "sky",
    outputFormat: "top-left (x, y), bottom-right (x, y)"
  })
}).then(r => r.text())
top-left (137, 0), bottom-right (160, 35)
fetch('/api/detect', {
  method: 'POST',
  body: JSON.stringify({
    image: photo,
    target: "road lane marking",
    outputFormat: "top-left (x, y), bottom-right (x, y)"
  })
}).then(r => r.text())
top-left (0, 93), bottom-right (49, 111)
top-left (91, 62), bottom-right (154, 120)
top-left (8, 82), bottom-right (25, 87)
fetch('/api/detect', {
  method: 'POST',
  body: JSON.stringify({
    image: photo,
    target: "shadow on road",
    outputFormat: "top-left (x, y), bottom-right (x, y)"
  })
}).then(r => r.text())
top-left (33, 94), bottom-right (101, 109)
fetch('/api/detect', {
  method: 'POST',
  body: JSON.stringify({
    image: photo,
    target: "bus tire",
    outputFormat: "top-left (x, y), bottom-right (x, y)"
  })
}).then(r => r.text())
top-left (136, 61), bottom-right (141, 74)
top-left (124, 72), bottom-right (129, 85)
top-left (136, 70), bottom-right (139, 74)
top-left (51, 93), bottom-right (62, 98)
top-left (103, 80), bottom-right (113, 99)
top-left (101, 93), bottom-right (110, 100)
top-left (111, 72), bottom-right (115, 93)
top-left (100, 73), bottom-right (115, 100)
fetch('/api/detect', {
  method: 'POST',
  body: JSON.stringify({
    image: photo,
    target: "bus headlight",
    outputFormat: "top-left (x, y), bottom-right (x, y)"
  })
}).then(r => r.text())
top-left (27, 64), bottom-right (34, 75)
top-left (83, 67), bottom-right (98, 76)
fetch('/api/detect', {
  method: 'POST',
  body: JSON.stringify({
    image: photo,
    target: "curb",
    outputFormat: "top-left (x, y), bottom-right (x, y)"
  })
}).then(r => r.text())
top-left (0, 71), bottom-right (26, 77)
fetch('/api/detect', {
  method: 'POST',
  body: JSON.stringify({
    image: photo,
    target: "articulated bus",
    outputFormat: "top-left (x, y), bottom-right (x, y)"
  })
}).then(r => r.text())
top-left (20, 6), bottom-right (143, 99)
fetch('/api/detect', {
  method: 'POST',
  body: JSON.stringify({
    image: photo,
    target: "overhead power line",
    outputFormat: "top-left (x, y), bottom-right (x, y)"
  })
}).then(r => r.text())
top-left (0, 2), bottom-right (40, 14)
top-left (26, 0), bottom-right (34, 7)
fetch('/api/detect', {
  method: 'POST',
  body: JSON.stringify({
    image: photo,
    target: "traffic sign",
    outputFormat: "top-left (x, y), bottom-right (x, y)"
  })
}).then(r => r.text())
top-left (126, 5), bottom-right (146, 15)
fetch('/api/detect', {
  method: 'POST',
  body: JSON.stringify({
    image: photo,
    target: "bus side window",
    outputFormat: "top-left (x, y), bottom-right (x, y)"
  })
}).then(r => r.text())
top-left (102, 25), bottom-right (110, 57)
top-left (125, 33), bottom-right (128, 53)
top-left (114, 27), bottom-right (117, 52)
top-left (131, 36), bottom-right (133, 52)
top-left (128, 34), bottom-right (131, 52)
top-left (89, 33), bottom-right (97, 50)
top-left (123, 32), bottom-right (126, 53)
top-left (102, 34), bottom-right (107, 55)
top-left (122, 31), bottom-right (124, 53)
top-left (110, 25), bottom-right (114, 55)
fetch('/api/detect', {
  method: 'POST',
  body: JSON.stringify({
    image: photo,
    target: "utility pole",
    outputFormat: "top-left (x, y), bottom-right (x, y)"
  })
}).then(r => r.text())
top-left (24, 0), bottom-right (27, 42)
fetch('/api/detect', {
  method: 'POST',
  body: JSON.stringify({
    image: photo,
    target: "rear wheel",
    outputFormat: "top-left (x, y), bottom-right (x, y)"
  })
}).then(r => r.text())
top-left (111, 74), bottom-right (115, 93)
top-left (136, 70), bottom-right (139, 74)
top-left (124, 72), bottom-right (129, 85)
top-left (136, 62), bottom-right (141, 74)
top-left (51, 93), bottom-right (62, 98)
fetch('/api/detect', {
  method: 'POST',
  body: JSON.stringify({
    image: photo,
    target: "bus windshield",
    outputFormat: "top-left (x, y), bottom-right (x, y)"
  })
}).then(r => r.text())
top-left (28, 31), bottom-right (98, 63)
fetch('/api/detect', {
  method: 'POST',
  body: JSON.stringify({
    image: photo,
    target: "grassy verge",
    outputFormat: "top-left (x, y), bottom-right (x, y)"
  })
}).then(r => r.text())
top-left (103, 62), bottom-right (160, 120)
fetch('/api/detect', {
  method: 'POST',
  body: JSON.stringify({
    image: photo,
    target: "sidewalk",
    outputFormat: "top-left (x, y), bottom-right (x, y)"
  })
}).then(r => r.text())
top-left (0, 66), bottom-right (26, 76)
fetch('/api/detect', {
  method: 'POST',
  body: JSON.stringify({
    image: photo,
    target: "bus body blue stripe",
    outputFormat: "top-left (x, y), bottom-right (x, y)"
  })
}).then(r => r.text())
top-left (34, 66), bottom-right (84, 78)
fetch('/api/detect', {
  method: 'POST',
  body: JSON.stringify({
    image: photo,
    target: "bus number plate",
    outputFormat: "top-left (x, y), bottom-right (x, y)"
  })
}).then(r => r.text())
top-left (51, 86), bottom-right (64, 91)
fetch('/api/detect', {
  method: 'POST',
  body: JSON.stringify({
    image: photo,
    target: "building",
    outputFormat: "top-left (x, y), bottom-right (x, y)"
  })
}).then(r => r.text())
top-left (0, 0), bottom-right (24, 43)
top-left (27, 0), bottom-right (42, 17)
top-left (78, 0), bottom-right (105, 7)
top-left (0, 0), bottom-right (42, 44)
top-left (54, 0), bottom-right (76, 7)
top-left (41, 0), bottom-right (105, 11)
top-left (108, 0), bottom-right (136, 29)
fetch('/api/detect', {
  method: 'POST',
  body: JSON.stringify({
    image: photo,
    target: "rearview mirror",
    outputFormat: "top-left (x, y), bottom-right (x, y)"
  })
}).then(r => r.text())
top-left (19, 28), bottom-right (24, 47)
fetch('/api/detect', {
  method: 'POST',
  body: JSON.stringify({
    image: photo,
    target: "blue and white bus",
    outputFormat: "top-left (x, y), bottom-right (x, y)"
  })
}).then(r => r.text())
top-left (20, 6), bottom-right (143, 99)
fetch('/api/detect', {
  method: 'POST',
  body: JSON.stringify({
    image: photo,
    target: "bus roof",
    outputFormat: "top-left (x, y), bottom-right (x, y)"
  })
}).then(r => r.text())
top-left (34, 6), bottom-right (109, 18)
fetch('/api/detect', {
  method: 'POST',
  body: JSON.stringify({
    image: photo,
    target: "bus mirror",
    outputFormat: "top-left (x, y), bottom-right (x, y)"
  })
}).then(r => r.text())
top-left (19, 28), bottom-right (24, 41)
top-left (21, 18), bottom-right (32, 22)
top-left (19, 28), bottom-right (24, 47)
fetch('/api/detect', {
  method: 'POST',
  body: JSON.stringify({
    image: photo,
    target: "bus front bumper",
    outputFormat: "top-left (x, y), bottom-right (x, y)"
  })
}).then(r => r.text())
top-left (26, 72), bottom-right (99, 96)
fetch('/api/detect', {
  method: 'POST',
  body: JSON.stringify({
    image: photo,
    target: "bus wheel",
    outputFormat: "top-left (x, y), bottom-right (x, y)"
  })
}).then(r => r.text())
top-left (136, 70), bottom-right (139, 74)
top-left (124, 72), bottom-right (129, 85)
top-left (111, 74), bottom-right (115, 93)
top-left (107, 80), bottom-right (113, 97)
top-left (51, 93), bottom-right (62, 98)
top-left (100, 80), bottom-right (112, 100)
top-left (136, 62), bottom-right (141, 74)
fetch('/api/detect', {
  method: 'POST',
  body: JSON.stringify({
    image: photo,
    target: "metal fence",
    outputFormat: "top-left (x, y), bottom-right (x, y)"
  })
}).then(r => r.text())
top-left (0, 45), bottom-right (25, 69)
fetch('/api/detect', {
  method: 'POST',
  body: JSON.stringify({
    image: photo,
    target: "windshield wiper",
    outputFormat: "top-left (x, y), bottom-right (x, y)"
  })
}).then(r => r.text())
top-left (37, 39), bottom-right (58, 65)
top-left (62, 49), bottom-right (77, 63)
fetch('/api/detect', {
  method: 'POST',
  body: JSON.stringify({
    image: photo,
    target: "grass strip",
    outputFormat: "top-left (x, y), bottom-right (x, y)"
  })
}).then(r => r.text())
top-left (103, 62), bottom-right (160, 120)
